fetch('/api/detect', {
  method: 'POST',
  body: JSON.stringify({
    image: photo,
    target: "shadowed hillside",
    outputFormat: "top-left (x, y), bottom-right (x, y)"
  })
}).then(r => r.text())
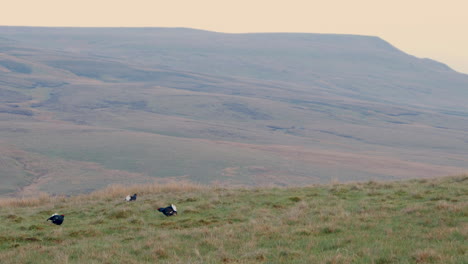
top-left (0, 27), bottom-right (467, 196)
top-left (0, 175), bottom-right (466, 263)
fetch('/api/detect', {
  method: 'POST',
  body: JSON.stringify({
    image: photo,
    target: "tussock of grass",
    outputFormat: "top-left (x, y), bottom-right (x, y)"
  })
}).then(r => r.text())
top-left (0, 175), bottom-right (467, 263)
top-left (4, 214), bottom-right (24, 223)
top-left (108, 209), bottom-right (133, 219)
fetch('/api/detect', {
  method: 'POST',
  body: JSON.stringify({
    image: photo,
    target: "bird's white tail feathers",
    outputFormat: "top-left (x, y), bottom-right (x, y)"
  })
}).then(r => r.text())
top-left (47, 213), bottom-right (58, 221)
top-left (171, 204), bottom-right (177, 212)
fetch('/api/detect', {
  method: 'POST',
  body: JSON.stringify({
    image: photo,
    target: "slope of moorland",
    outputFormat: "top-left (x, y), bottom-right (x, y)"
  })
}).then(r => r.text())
top-left (0, 27), bottom-right (468, 196)
top-left (0, 175), bottom-right (466, 263)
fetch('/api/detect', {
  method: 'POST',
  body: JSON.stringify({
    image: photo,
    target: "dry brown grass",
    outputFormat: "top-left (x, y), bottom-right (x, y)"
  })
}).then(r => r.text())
top-left (86, 180), bottom-right (207, 200)
top-left (0, 181), bottom-right (207, 208)
top-left (0, 192), bottom-right (58, 208)
top-left (412, 249), bottom-right (442, 263)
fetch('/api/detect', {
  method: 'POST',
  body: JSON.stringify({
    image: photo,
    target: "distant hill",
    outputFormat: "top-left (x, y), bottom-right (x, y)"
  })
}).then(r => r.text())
top-left (0, 26), bottom-right (467, 196)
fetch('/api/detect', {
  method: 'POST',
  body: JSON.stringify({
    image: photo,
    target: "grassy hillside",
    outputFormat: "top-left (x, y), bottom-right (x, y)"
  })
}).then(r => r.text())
top-left (0, 175), bottom-right (466, 263)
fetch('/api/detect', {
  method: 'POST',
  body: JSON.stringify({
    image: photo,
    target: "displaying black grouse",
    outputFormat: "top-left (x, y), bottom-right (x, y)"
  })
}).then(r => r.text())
top-left (158, 204), bottom-right (177, 216)
top-left (125, 193), bottom-right (137, 201)
top-left (47, 213), bottom-right (65, 225)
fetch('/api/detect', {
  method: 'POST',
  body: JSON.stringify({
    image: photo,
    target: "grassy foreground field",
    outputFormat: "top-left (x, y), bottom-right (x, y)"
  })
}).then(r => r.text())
top-left (0, 175), bottom-right (466, 264)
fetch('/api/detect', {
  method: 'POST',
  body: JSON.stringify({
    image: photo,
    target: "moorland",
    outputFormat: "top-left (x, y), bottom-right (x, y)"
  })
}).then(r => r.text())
top-left (0, 27), bottom-right (467, 196)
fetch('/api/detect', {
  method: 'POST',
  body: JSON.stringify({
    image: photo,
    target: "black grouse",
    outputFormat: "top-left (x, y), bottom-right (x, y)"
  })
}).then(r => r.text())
top-left (125, 193), bottom-right (137, 202)
top-left (47, 213), bottom-right (65, 225)
top-left (158, 204), bottom-right (177, 216)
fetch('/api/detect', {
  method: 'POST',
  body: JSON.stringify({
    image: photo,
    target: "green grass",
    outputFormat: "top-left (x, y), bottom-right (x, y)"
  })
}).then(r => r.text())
top-left (0, 175), bottom-right (466, 263)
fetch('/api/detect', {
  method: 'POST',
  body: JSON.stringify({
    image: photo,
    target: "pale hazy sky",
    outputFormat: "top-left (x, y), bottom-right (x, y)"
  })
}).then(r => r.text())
top-left (1, 0), bottom-right (468, 74)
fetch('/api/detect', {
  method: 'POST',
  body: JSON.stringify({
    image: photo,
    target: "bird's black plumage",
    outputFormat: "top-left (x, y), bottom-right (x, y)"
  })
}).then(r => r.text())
top-left (158, 204), bottom-right (177, 216)
top-left (47, 213), bottom-right (64, 225)
top-left (125, 193), bottom-right (137, 201)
